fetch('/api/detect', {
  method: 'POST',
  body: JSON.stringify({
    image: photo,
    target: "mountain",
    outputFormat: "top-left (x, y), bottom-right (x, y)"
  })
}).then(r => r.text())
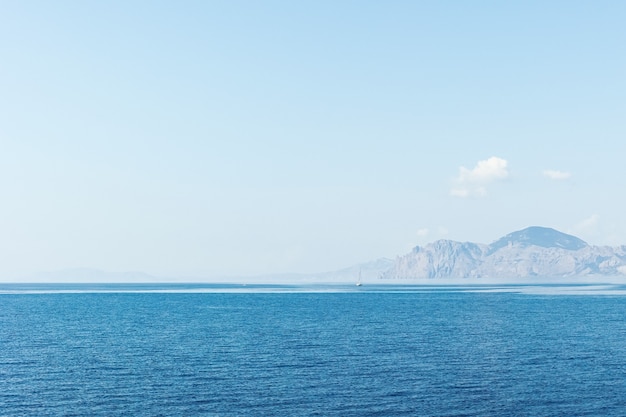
top-left (16, 228), bottom-right (625, 283)
top-left (24, 268), bottom-right (169, 283)
top-left (249, 258), bottom-right (396, 284)
top-left (381, 227), bottom-right (626, 279)
top-left (487, 226), bottom-right (587, 253)
top-left (311, 257), bottom-right (395, 283)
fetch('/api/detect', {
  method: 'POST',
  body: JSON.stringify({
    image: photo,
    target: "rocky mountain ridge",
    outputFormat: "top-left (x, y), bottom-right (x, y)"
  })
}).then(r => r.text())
top-left (381, 226), bottom-right (626, 279)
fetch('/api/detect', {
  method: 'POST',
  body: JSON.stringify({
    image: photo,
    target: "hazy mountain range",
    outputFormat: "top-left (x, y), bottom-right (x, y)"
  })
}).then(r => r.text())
top-left (380, 226), bottom-right (626, 280)
top-left (17, 226), bottom-right (626, 283)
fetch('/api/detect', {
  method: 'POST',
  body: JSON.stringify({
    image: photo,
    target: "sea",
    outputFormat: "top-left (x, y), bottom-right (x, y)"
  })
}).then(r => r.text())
top-left (1, 283), bottom-right (626, 416)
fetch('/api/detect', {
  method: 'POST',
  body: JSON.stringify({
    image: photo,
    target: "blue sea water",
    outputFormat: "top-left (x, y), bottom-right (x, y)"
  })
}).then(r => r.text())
top-left (1, 284), bottom-right (626, 416)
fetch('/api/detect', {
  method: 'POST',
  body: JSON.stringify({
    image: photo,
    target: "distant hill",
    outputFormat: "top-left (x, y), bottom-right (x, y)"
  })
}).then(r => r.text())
top-left (25, 268), bottom-right (169, 283)
top-left (381, 227), bottom-right (626, 279)
top-left (19, 227), bottom-right (626, 283)
top-left (487, 226), bottom-right (588, 253)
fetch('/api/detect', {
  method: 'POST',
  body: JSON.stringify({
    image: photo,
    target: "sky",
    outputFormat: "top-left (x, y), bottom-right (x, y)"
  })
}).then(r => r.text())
top-left (1, 1), bottom-right (625, 280)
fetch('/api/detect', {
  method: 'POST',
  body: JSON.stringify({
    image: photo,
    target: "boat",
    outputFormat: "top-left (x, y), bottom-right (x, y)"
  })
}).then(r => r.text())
top-left (356, 269), bottom-right (362, 286)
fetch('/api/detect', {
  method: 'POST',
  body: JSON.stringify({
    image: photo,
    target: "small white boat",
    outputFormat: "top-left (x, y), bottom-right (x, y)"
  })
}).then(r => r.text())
top-left (356, 269), bottom-right (362, 286)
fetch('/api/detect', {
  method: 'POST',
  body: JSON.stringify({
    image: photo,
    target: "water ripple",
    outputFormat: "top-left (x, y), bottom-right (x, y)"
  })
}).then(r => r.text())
top-left (1, 292), bottom-right (626, 415)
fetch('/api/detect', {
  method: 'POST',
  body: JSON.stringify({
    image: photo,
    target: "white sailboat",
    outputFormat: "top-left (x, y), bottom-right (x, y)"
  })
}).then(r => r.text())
top-left (356, 269), bottom-right (362, 286)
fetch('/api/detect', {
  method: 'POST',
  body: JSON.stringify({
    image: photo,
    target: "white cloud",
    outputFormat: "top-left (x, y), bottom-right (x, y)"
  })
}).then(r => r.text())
top-left (449, 188), bottom-right (470, 198)
top-left (450, 156), bottom-right (509, 197)
top-left (543, 169), bottom-right (571, 180)
top-left (569, 214), bottom-right (600, 243)
top-left (570, 215), bottom-right (623, 245)
top-left (574, 214), bottom-right (599, 233)
top-left (458, 156), bottom-right (509, 183)
top-left (416, 228), bottom-right (429, 237)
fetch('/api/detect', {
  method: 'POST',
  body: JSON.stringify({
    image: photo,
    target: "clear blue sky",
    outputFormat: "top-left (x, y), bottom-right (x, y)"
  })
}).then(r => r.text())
top-left (1, 1), bottom-right (625, 279)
